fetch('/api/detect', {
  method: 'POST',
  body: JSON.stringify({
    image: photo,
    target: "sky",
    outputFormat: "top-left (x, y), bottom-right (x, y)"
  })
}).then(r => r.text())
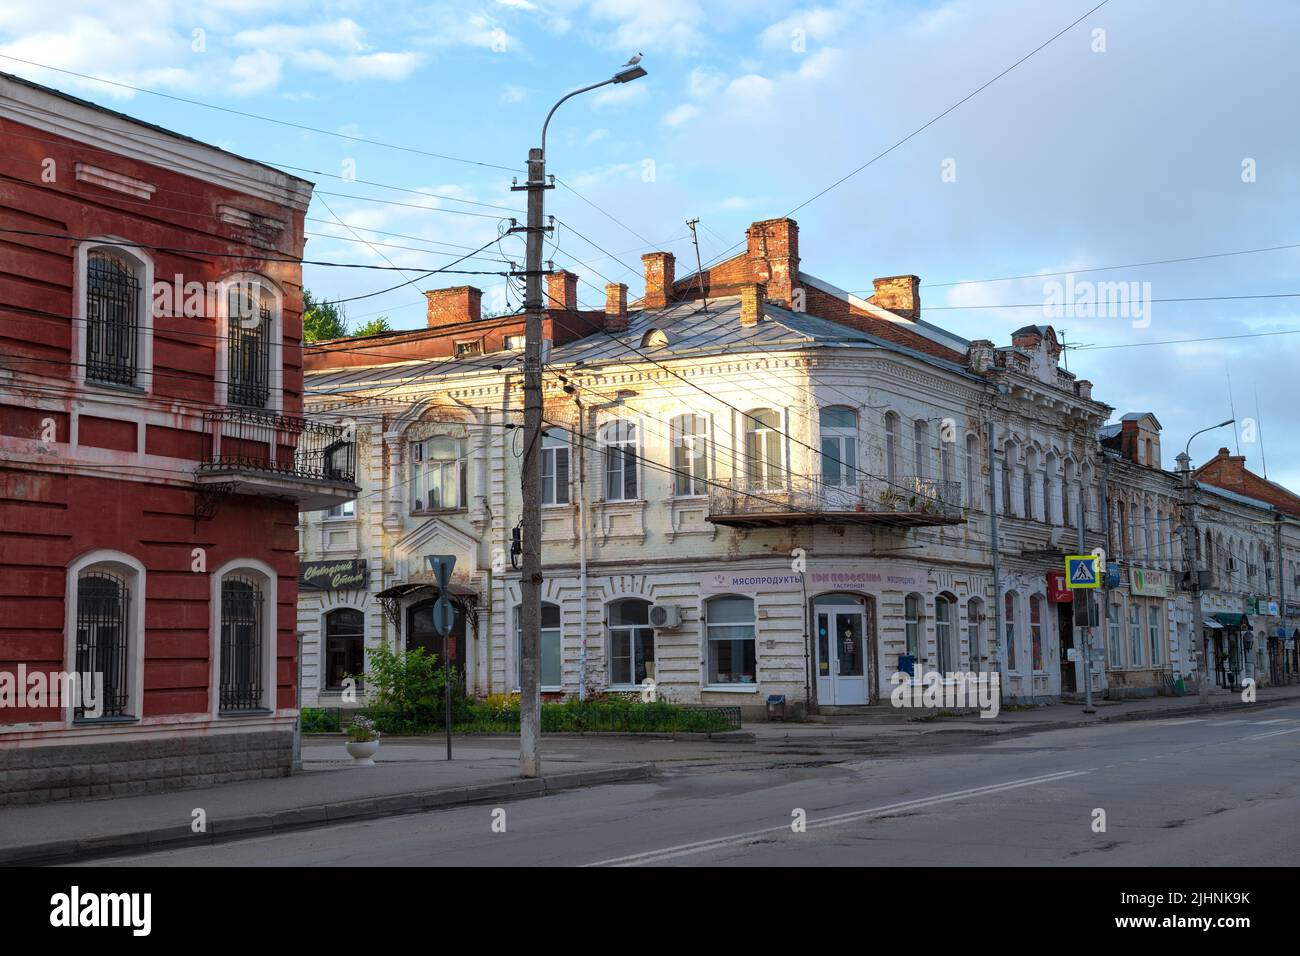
top-left (2, 0), bottom-right (1298, 488)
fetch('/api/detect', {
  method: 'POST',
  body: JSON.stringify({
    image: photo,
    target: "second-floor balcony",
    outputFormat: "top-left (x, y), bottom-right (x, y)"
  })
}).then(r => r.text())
top-left (198, 408), bottom-right (359, 510)
top-left (708, 475), bottom-right (965, 529)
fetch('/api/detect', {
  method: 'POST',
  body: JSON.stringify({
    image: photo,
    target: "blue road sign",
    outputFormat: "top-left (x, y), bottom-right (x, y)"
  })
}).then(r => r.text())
top-left (432, 594), bottom-right (455, 637)
top-left (426, 554), bottom-right (456, 589)
top-left (1065, 555), bottom-right (1100, 589)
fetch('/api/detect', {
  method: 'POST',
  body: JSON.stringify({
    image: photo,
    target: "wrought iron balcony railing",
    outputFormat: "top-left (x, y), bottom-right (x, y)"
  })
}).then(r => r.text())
top-left (200, 408), bottom-right (356, 484)
top-left (707, 474), bottom-right (964, 528)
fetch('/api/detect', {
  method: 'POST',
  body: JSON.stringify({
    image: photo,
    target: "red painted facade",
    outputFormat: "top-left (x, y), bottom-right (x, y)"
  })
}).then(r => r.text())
top-left (0, 72), bottom-right (352, 772)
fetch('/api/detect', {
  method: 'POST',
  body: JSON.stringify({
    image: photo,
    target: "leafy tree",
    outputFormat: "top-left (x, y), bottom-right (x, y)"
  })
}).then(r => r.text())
top-left (302, 289), bottom-right (349, 342)
top-left (352, 316), bottom-right (393, 337)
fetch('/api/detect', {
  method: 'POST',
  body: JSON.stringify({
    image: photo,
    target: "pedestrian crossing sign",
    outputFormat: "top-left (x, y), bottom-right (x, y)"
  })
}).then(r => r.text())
top-left (1065, 555), bottom-right (1100, 589)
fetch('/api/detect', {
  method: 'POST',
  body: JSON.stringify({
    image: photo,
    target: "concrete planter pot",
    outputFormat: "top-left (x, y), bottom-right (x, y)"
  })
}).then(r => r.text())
top-left (345, 739), bottom-right (380, 766)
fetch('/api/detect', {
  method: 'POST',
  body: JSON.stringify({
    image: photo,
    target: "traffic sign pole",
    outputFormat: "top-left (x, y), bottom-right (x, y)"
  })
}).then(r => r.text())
top-left (426, 555), bottom-right (457, 761)
top-left (1069, 527), bottom-right (1096, 714)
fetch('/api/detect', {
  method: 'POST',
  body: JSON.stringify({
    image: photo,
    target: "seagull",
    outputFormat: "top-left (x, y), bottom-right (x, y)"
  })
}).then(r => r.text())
top-left (623, 53), bottom-right (643, 66)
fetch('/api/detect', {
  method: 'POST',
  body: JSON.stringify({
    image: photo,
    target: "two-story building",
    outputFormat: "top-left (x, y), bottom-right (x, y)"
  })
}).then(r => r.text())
top-left (0, 72), bottom-right (356, 804)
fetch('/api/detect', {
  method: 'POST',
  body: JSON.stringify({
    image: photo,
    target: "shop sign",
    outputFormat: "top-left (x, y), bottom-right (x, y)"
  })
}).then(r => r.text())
top-left (1129, 566), bottom-right (1170, 598)
top-left (299, 559), bottom-right (368, 591)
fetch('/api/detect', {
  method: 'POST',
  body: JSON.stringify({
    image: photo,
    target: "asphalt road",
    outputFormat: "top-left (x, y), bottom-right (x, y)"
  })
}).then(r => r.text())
top-left (86, 702), bottom-right (1300, 866)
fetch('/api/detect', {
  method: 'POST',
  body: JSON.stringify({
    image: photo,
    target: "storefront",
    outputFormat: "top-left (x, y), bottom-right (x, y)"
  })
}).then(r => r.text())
top-left (1208, 612), bottom-right (1250, 689)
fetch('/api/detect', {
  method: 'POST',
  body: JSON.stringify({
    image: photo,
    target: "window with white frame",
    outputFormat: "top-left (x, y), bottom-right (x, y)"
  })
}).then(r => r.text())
top-left (744, 408), bottom-right (784, 490)
top-left (935, 593), bottom-right (956, 672)
top-left (1022, 448), bottom-right (1037, 520)
top-left (912, 419), bottom-right (929, 479)
top-left (226, 280), bottom-right (274, 408)
top-left (965, 433), bottom-right (980, 510)
top-left (1001, 444), bottom-right (1015, 517)
top-left (671, 413), bottom-right (710, 496)
top-left (515, 602), bottom-right (562, 689)
top-left (819, 406), bottom-right (857, 488)
top-left (541, 428), bottom-right (571, 505)
top-left (608, 599), bottom-right (654, 687)
top-left (504, 334), bottom-right (525, 350)
top-left (1030, 595), bottom-right (1044, 672)
top-left (884, 412), bottom-right (900, 484)
top-left (326, 499), bottom-right (356, 519)
top-left (84, 248), bottom-right (147, 388)
top-left (705, 595), bottom-right (757, 685)
top-left (411, 436), bottom-right (466, 511)
top-left (600, 420), bottom-right (638, 501)
top-left (73, 565), bottom-right (135, 718)
top-left (1108, 598), bottom-right (1124, 668)
top-left (1147, 603), bottom-right (1163, 667)
top-left (967, 597), bottom-right (983, 667)
top-left (454, 340), bottom-right (482, 358)
top-left (1128, 600), bottom-right (1144, 667)
top-left (904, 593), bottom-right (922, 662)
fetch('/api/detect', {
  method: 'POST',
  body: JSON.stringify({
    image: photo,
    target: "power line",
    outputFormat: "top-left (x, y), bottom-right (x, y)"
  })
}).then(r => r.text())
top-left (0, 55), bottom-right (520, 172)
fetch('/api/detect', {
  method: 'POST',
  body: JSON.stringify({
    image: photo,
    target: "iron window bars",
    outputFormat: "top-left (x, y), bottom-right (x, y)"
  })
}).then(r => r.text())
top-left (74, 571), bottom-right (131, 718)
top-left (220, 575), bottom-right (264, 711)
top-left (85, 252), bottom-right (140, 386)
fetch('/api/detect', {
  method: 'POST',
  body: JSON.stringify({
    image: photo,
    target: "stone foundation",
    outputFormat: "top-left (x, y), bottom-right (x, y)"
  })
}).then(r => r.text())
top-left (0, 731), bottom-right (293, 806)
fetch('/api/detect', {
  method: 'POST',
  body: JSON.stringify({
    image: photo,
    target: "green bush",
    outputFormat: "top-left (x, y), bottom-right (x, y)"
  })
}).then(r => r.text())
top-left (359, 643), bottom-right (472, 734)
top-left (299, 707), bottom-right (340, 733)
top-left (456, 696), bottom-right (731, 734)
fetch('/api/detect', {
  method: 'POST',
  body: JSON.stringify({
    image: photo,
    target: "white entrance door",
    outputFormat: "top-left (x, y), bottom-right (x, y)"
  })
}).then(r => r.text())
top-left (814, 601), bottom-right (869, 705)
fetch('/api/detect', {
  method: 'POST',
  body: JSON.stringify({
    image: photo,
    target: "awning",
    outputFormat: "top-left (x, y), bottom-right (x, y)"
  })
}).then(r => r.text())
top-left (1203, 619), bottom-right (1224, 630)
top-left (375, 581), bottom-right (477, 601)
top-left (1210, 612), bottom-right (1248, 628)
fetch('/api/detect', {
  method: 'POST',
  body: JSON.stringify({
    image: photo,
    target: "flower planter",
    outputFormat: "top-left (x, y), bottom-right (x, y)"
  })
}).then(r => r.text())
top-left (345, 739), bottom-right (380, 766)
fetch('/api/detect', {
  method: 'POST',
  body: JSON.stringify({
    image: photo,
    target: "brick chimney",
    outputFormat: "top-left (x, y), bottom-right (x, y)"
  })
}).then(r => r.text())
top-left (642, 252), bottom-right (675, 310)
top-left (869, 275), bottom-right (920, 321)
top-left (425, 285), bottom-right (481, 327)
top-left (605, 282), bottom-right (628, 332)
top-left (740, 283), bottom-right (765, 328)
top-left (547, 269), bottom-right (578, 311)
top-left (745, 218), bottom-right (799, 306)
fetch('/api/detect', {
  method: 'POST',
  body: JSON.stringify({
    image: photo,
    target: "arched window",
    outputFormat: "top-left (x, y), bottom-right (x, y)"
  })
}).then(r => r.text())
top-left (965, 433), bottom-right (980, 510)
top-left (940, 430), bottom-right (955, 486)
top-left (74, 568), bottom-right (131, 718)
top-left (1029, 595), bottom-right (1044, 672)
top-left (1144, 506), bottom-right (1154, 562)
top-left (601, 419), bottom-right (639, 501)
top-left (541, 427), bottom-right (570, 506)
top-left (1063, 459), bottom-right (1077, 528)
top-left (1001, 442), bottom-right (1016, 517)
top-left (912, 419), bottom-right (929, 479)
top-left (884, 412), bottom-right (900, 484)
top-left (1022, 448), bottom-right (1037, 520)
top-left (226, 280), bottom-right (275, 408)
top-left (84, 249), bottom-right (147, 387)
top-left (323, 608), bottom-right (364, 691)
top-left (705, 595), bottom-right (756, 685)
top-left (967, 597), bottom-right (984, 669)
top-left (744, 408), bottom-right (784, 490)
top-left (819, 406), bottom-right (857, 488)
top-left (1108, 596), bottom-right (1124, 668)
top-left (220, 573), bottom-right (267, 711)
top-left (516, 601), bottom-right (562, 689)
top-left (1116, 501), bottom-right (1127, 557)
top-left (411, 435), bottom-right (467, 511)
top-left (1003, 592), bottom-right (1018, 671)
top-left (1042, 454), bottom-right (1056, 525)
top-left (935, 593), bottom-right (956, 672)
top-left (904, 593), bottom-right (922, 662)
top-left (671, 413), bottom-right (710, 496)
top-left (608, 598), bottom-right (654, 687)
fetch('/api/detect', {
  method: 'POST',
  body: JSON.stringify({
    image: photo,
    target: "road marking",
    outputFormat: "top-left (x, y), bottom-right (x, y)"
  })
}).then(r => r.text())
top-left (1151, 718), bottom-right (1205, 726)
top-left (1250, 718), bottom-right (1291, 725)
top-left (585, 770), bottom-right (1088, 867)
top-left (1242, 727), bottom-right (1300, 741)
top-left (1207, 721), bottom-right (1243, 726)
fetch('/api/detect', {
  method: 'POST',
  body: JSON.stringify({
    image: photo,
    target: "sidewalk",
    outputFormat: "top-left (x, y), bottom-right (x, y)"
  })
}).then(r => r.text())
top-left (0, 739), bottom-right (655, 867)
top-left (748, 683), bottom-right (1300, 743)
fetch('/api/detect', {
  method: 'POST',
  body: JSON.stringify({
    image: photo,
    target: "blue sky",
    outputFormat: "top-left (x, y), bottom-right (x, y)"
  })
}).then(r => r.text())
top-left (3, 0), bottom-right (1298, 486)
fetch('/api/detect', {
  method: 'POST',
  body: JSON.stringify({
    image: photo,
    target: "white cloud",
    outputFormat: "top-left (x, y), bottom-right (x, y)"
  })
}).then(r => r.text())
top-left (760, 7), bottom-right (852, 52)
top-left (588, 0), bottom-right (707, 54)
top-left (500, 84), bottom-right (529, 104)
top-left (662, 103), bottom-right (699, 126)
top-left (229, 49), bottom-right (282, 95)
top-left (591, 81), bottom-right (648, 108)
top-left (585, 128), bottom-right (610, 144)
top-left (686, 65), bottom-right (724, 99)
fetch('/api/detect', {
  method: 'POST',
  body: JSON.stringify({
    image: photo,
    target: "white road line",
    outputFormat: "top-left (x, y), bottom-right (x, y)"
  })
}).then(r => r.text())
top-left (1242, 726), bottom-right (1300, 741)
top-left (1207, 721), bottom-right (1243, 726)
top-left (585, 770), bottom-right (1088, 867)
top-left (1249, 718), bottom-right (1291, 725)
top-left (1151, 718), bottom-right (1205, 725)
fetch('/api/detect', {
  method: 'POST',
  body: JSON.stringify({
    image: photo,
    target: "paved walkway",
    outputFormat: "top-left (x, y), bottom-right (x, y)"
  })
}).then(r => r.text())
top-left (0, 739), bottom-right (653, 866)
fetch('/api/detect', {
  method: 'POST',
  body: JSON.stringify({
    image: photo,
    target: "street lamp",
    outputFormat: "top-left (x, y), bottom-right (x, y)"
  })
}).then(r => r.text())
top-left (1177, 418), bottom-right (1234, 704)
top-left (516, 64), bottom-right (647, 780)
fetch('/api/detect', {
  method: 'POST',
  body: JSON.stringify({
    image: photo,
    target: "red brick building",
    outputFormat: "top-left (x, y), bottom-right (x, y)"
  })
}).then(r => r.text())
top-left (0, 72), bottom-right (356, 803)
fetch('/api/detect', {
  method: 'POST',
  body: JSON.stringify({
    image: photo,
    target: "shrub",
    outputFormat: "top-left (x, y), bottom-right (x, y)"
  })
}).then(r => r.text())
top-left (299, 707), bottom-right (340, 733)
top-left (360, 642), bottom-right (471, 733)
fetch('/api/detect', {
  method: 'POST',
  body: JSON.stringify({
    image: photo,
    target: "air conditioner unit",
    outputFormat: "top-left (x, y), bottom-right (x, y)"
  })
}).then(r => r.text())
top-left (649, 604), bottom-right (683, 629)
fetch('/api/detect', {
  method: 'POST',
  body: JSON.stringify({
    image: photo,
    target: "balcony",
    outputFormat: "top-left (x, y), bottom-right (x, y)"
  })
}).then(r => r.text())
top-left (197, 408), bottom-right (359, 511)
top-left (707, 475), bottom-right (965, 529)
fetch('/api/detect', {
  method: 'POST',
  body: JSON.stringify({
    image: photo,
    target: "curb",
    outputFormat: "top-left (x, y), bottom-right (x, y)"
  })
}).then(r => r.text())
top-left (929, 694), bottom-right (1295, 735)
top-left (0, 763), bottom-right (658, 868)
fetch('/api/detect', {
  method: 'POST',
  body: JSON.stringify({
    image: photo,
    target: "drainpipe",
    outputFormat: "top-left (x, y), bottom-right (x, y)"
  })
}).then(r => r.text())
top-left (988, 420), bottom-right (1005, 706)
top-left (575, 395), bottom-right (589, 701)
